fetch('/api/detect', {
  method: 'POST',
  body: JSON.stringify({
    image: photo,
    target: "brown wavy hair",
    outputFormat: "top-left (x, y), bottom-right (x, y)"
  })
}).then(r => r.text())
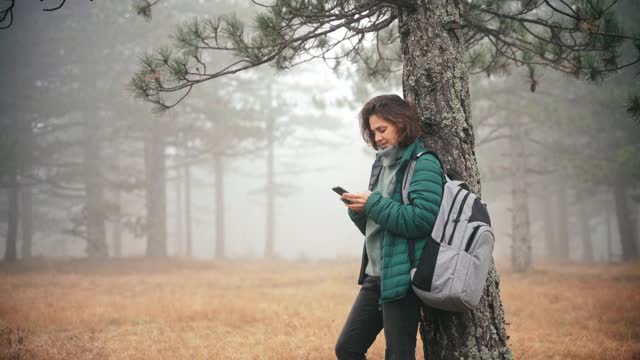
top-left (359, 94), bottom-right (422, 151)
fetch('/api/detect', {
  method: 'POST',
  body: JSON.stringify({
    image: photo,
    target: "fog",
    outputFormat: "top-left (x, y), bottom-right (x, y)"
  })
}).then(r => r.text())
top-left (1, 0), bottom-right (639, 266)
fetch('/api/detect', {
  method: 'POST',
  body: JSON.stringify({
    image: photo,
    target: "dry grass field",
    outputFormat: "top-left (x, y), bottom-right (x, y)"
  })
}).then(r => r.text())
top-left (1, 257), bottom-right (639, 360)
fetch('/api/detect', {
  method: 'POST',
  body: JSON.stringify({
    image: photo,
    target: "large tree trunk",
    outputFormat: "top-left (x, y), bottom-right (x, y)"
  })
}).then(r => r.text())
top-left (613, 179), bottom-right (638, 260)
top-left (509, 123), bottom-right (531, 272)
top-left (83, 115), bottom-right (108, 258)
top-left (214, 153), bottom-right (225, 258)
top-left (398, 2), bottom-right (512, 358)
top-left (184, 162), bottom-right (192, 257)
top-left (145, 119), bottom-right (167, 257)
top-left (265, 114), bottom-right (276, 258)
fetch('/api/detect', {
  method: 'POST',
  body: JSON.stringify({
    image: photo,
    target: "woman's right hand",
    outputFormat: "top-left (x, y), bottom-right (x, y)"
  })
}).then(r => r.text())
top-left (342, 191), bottom-right (371, 214)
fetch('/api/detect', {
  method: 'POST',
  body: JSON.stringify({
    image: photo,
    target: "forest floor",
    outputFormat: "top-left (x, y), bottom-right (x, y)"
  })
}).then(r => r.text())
top-left (0, 257), bottom-right (639, 360)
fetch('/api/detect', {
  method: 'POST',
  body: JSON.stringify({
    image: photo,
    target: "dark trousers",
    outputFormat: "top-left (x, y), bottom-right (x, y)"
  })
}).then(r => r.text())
top-left (335, 276), bottom-right (422, 360)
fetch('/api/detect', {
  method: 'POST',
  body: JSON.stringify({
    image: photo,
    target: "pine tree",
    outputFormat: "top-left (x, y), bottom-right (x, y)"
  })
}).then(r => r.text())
top-left (129, 1), bottom-right (640, 358)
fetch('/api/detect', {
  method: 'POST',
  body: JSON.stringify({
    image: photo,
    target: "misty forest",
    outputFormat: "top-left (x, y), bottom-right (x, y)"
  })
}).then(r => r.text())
top-left (1, 0), bottom-right (639, 359)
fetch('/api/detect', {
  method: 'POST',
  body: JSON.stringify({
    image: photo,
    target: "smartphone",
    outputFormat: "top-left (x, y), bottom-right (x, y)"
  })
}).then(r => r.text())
top-left (332, 186), bottom-right (352, 204)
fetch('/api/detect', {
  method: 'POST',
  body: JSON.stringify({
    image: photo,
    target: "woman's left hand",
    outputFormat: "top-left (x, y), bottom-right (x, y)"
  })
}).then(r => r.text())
top-left (342, 191), bottom-right (372, 213)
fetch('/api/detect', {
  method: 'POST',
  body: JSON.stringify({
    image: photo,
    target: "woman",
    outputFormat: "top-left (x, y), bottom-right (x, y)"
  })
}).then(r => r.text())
top-left (335, 94), bottom-right (444, 360)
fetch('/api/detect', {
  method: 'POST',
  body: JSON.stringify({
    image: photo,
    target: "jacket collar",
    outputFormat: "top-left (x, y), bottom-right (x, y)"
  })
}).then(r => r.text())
top-left (368, 139), bottom-right (421, 191)
top-left (375, 139), bottom-right (421, 164)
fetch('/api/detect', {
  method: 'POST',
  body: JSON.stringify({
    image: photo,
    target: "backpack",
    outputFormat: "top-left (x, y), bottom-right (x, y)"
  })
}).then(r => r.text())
top-left (402, 151), bottom-right (494, 312)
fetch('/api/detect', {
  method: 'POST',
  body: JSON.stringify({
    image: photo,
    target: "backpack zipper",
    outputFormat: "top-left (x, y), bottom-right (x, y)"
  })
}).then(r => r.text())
top-left (440, 187), bottom-right (464, 243)
top-left (448, 191), bottom-right (471, 245)
top-left (464, 225), bottom-right (481, 253)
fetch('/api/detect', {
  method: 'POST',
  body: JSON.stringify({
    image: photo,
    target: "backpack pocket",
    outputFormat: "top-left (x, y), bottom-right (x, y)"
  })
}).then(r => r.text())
top-left (460, 226), bottom-right (494, 308)
top-left (411, 237), bottom-right (460, 310)
top-left (411, 236), bottom-right (441, 292)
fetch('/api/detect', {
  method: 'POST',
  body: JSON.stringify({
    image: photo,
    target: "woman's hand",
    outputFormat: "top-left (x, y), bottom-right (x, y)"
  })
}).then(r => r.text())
top-left (342, 191), bottom-right (372, 214)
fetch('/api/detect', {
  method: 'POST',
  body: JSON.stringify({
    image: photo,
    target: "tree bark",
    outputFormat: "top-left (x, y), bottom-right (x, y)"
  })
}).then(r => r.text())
top-left (214, 153), bottom-right (225, 258)
top-left (83, 114), bottom-right (108, 258)
top-left (398, 1), bottom-right (512, 358)
top-left (509, 123), bottom-right (531, 272)
top-left (613, 179), bottom-right (638, 260)
top-left (145, 119), bottom-right (167, 257)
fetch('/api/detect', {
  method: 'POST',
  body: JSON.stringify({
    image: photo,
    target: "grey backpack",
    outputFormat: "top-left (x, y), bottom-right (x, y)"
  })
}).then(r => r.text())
top-left (402, 151), bottom-right (494, 312)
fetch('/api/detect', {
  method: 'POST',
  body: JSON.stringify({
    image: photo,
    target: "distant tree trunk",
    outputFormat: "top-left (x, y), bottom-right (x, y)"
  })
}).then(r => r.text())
top-left (606, 190), bottom-right (618, 262)
top-left (510, 123), bottom-right (531, 272)
top-left (184, 162), bottom-right (192, 257)
top-left (632, 198), bottom-right (640, 255)
top-left (398, 2), bottom-right (512, 358)
top-left (613, 179), bottom-right (638, 260)
top-left (554, 173), bottom-right (570, 261)
top-left (606, 191), bottom-right (613, 262)
top-left (145, 119), bottom-right (167, 257)
top-left (111, 186), bottom-right (123, 258)
top-left (265, 114), bottom-right (276, 258)
top-left (606, 213), bottom-right (613, 262)
top-left (174, 165), bottom-right (183, 256)
top-left (214, 153), bottom-right (225, 258)
top-left (19, 118), bottom-right (33, 259)
top-left (112, 145), bottom-right (122, 257)
top-left (83, 115), bottom-right (108, 258)
top-left (543, 178), bottom-right (557, 259)
top-left (20, 186), bottom-right (32, 259)
top-left (577, 188), bottom-right (594, 262)
top-left (5, 182), bottom-right (19, 262)
top-left (112, 193), bottom-right (122, 257)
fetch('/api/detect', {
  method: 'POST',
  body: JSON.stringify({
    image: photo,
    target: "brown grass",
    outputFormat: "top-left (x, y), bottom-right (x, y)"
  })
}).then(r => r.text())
top-left (1, 257), bottom-right (639, 359)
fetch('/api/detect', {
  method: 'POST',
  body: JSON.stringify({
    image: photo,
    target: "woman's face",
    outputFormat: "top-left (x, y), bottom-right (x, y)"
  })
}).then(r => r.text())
top-left (369, 114), bottom-right (400, 149)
